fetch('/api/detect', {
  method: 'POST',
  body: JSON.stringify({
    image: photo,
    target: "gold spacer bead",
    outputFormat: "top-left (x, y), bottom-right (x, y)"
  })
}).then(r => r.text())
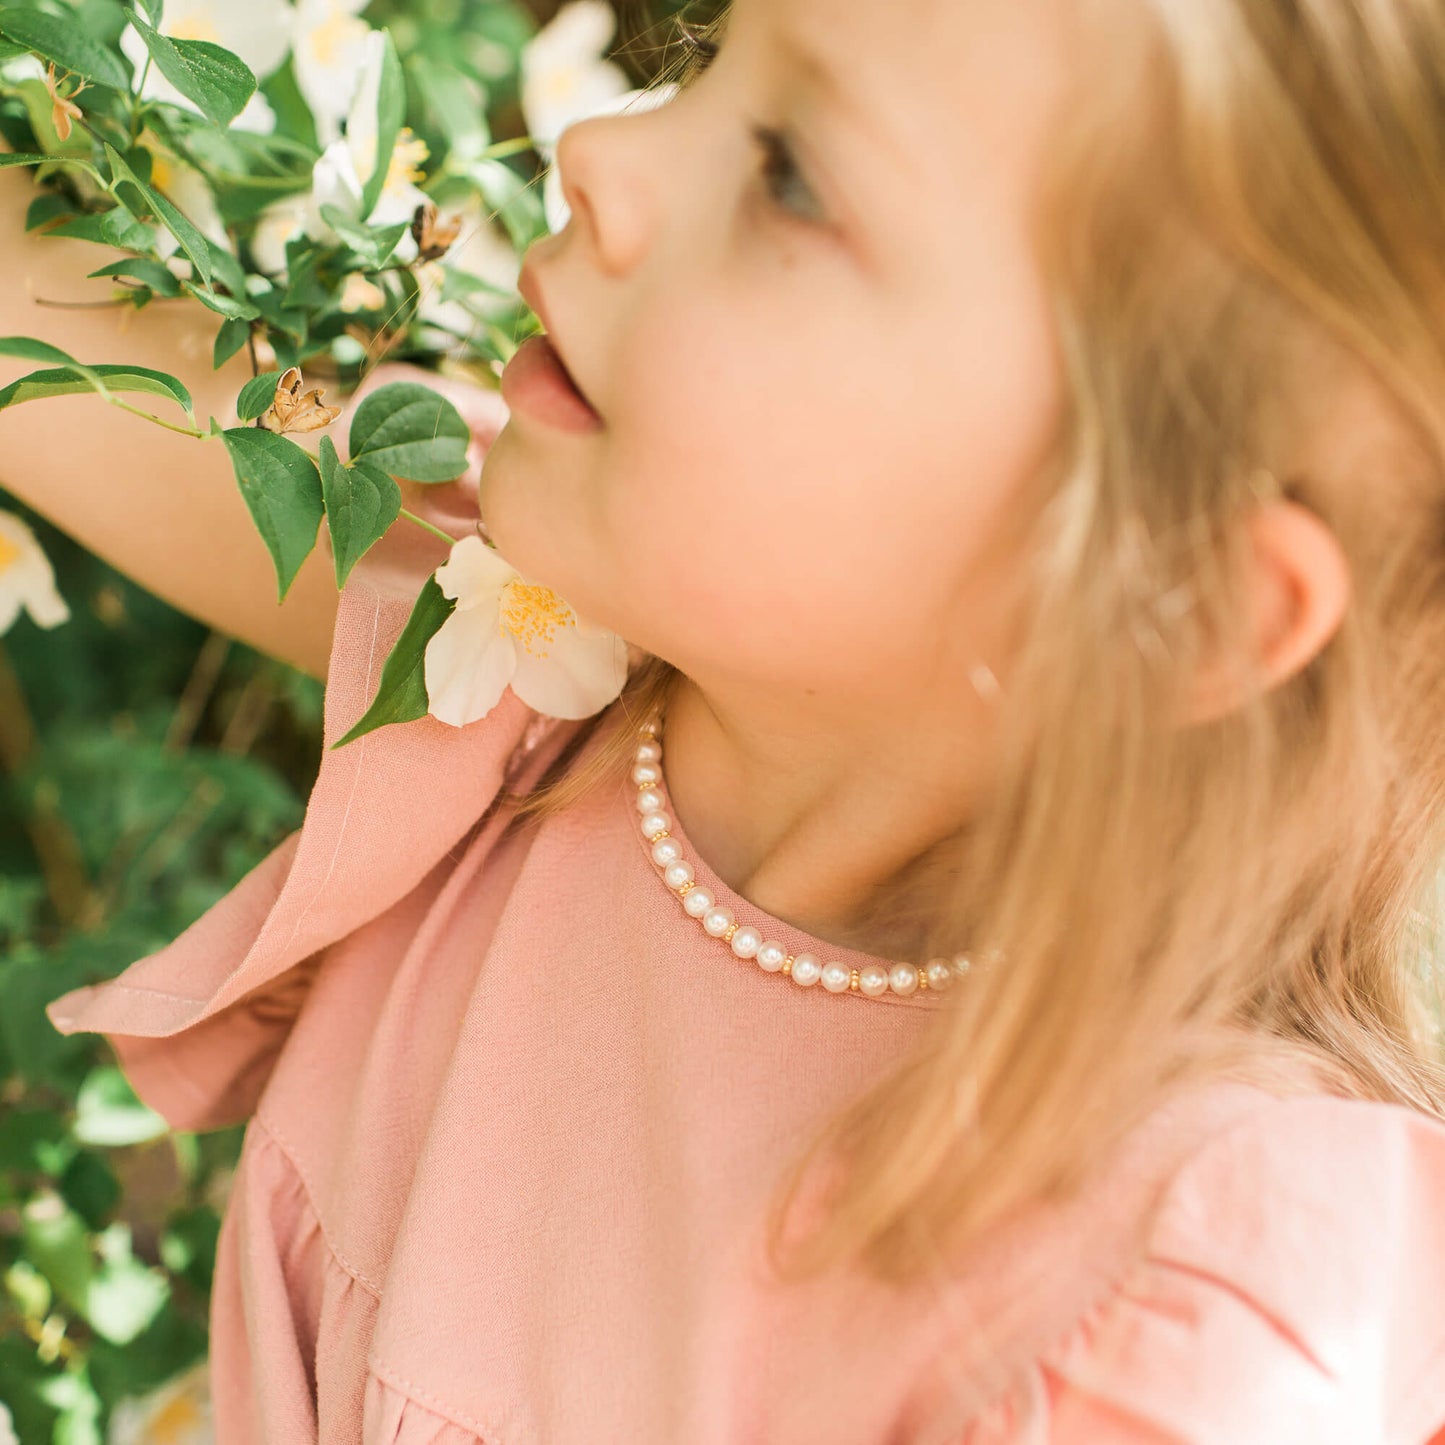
top-left (849, 969), bottom-right (860, 992)
top-left (782, 954), bottom-right (795, 976)
top-left (646, 828), bottom-right (671, 843)
top-left (677, 881), bottom-right (694, 896)
top-left (722, 922), bottom-right (739, 942)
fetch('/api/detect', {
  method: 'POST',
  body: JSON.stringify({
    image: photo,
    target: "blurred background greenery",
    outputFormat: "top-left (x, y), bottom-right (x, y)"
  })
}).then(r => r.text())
top-left (0, 0), bottom-right (722, 1438)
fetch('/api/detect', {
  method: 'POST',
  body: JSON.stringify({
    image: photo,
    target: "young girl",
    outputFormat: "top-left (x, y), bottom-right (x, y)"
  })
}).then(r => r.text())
top-left (5, 0), bottom-right (1445, 1438)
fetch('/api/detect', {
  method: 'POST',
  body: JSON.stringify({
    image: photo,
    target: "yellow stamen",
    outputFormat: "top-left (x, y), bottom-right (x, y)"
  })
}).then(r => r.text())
top-left (386, 130), bottom-right (429, 193)
top-left (308, 7), bottom-right (367, 68)
top-left (0, 531), bottom-right (23, 575)
top-left (169, 16), bottom-right (222, 42)
top-left (500, 579), bottom-right (573, 657)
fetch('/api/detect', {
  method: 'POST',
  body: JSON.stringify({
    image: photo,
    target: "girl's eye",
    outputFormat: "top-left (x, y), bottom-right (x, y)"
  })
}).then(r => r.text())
top-left (749, 124), bottom-right (826, 225)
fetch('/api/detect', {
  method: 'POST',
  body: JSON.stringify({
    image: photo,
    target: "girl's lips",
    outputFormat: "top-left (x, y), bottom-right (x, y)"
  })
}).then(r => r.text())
top-left (500, 333), bottom-right (604, 435)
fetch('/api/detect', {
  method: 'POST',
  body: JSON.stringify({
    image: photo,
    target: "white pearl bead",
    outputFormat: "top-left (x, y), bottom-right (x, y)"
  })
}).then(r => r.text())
top-left (888, 962), bottom-right (919, 996)
top-left (640, 811), bottom-right (670, 840)
top-left (663, 860), bottom-right (694, 888)
top-left (636, 787), bottom-right (664, 813)
top-left (858, 964), bottom-right (890, 997)
top-left (635, 740), bottom-right (661, 764)
top-left (632, 763), bottom-right (660, 787)
top-left (703, 906), bottom-right (734, 937)
top-left (682, 887), bottom-right (715, 918)
top-left (790, 952), bottom-right (822, 987)
top-left (956, 952), bottom-right (977, 973)
top-left (652, 838), bottom-right (682, 867)
top-left (730, 925), bottom-right (762, 958)
top-left (791, 953), bottom-right (826, 988)
top-left (756, 940), bottom-right (787, 972)
top-left (925, 959), bottom-right (954, 990)
top-left (821, 960), bottom-right (852, 993)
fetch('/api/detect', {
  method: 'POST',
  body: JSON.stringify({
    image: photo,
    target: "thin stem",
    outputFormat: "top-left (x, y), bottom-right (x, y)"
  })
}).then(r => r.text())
top-left (109, 398), bottom-right (208, 437)
top-left (399, 507), bottom-right (456, 546)
top-left (483, 137), bottom-right (538, 160)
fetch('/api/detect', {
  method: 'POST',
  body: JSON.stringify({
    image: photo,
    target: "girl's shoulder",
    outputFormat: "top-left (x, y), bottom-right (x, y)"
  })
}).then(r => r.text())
top-left (958, 1088), bottom-right (1445, 1443)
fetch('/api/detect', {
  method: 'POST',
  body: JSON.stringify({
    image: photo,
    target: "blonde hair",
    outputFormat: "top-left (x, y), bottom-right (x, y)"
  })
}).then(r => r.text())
top-left (501, 0), bottom-right (1445, 1289)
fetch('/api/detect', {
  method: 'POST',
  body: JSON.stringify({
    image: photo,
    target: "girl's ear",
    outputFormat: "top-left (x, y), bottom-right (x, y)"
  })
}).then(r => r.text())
top-left (1184, 498), bottom-right (1351, 724)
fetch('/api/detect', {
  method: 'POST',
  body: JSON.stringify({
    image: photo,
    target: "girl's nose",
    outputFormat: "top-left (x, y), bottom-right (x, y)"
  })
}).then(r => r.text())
top-left (552, 113), bottom-right (656, 276)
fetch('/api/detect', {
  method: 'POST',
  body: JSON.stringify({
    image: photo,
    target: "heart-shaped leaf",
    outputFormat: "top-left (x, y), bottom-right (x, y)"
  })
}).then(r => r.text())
top-left (347, 381), bottom-right (470, 482)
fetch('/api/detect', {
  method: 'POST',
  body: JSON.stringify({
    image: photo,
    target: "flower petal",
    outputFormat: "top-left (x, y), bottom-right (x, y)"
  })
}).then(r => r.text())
top-left (507, 618), bottom-right (629, 719)
top-left (433, 535), bottom-right (517, 611)
top-left (423, 605), bottom-right (517, 728)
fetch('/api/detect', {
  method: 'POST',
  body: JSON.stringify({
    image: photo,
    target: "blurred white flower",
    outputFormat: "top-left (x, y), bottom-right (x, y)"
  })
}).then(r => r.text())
top-left (252, 30), bottom-right (429, 273)
top-left (106, 1359), bottom-right (213, 1445)
top-left (519, 1), bottom-right (631, 156)
top-left (541, 81), bottom-right (678, 233)
top-left (120, 0), bottom-right (293, 134)
top-left (291, 0), bottom-right (373, 146)
top-left (425, 535), bottom-right (629, 726)
top-left (0, 510), bottom-right (69, 633)
top-left (0, 1400), bottom-right (17, 1445)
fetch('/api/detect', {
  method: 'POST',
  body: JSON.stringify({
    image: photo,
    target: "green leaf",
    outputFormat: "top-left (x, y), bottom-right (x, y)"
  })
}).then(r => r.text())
top-left (348, 381), bottom-right (470, 482)
top-left (87, 256), bottom-right (183, 297)
top-left (126, 14), bottom-right (257, 127)
top-left (0, 363), bottom-right (194, 419)
top-left (318, 435), bottom-right (401, 589)
top-left (0, 9), bottom-right (130, 90)
top-left (0, 336), bottom-right (110, 398)
top-left (332, 575), bottom-right (455, 749)
top-left (317, 204), bottom-right (409, 270)
top-left (236, 369), bottom-right (282, 422)
top-left (181, 280), bottom-right (261, 321)
top-left (213, 316), bottom-right (251, 368)
top-left (103, 141), bottom-right (213, 288)
top-left (0, 151), bottom-right (48, 168)
top-left (72, 1066), bottom-right (169, 1147)
top-left (358, 29), bottom-right (405, 222)
top-left (221, 427), bottom-right (324, 600)
top-left (48, 205), bottom-right (156, 251)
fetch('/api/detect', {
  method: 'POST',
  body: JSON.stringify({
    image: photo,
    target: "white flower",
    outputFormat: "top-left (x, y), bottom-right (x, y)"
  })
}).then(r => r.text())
top-left (120, 0), bottom-right (293, 133)
top-left (425, 535), bottom-right (629, 726)
top-left (0, 1400), bottom-right (17, 1445)
top-left (291, 0), bottom-right (373, 147)
top-left (0, 510), bottom-right (69, 633)
top-left (541, 81), bottom-right (678, 233)
top-left (519, 1), bottom-right (631, 157)
top-left (106, 1360), bottom-right (213, 1445)
top-left (252, 30), bottom-right (429, 274)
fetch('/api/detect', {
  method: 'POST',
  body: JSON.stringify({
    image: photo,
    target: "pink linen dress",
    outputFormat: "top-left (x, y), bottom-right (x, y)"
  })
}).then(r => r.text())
top-left (45, 440), bottom-right (1445, 1444)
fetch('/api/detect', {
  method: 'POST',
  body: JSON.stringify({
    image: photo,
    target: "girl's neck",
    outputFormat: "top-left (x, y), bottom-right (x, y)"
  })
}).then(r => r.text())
top-left (655, 678), bottom-right (987, 962)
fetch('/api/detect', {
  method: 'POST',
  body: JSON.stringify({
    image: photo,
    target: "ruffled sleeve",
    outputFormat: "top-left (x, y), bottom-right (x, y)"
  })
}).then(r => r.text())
top-left (44, 392), bottom-right (566, 1135)
top-left (960, 1093), bottom-right (1445, 1444)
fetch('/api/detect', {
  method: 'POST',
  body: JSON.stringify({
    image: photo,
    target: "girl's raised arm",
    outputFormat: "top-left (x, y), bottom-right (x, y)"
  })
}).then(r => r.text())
top-left (0, 160), bottom-right (340, 680)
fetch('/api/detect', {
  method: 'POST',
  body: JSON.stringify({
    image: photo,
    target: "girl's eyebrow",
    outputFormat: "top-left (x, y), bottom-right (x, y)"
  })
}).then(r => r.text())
top-left (772, 21), bottom-right (911, 171)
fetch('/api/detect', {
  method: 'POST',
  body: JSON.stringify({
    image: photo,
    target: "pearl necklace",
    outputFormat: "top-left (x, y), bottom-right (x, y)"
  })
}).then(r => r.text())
top-left (632, 712), bottom-right (975, 1000)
